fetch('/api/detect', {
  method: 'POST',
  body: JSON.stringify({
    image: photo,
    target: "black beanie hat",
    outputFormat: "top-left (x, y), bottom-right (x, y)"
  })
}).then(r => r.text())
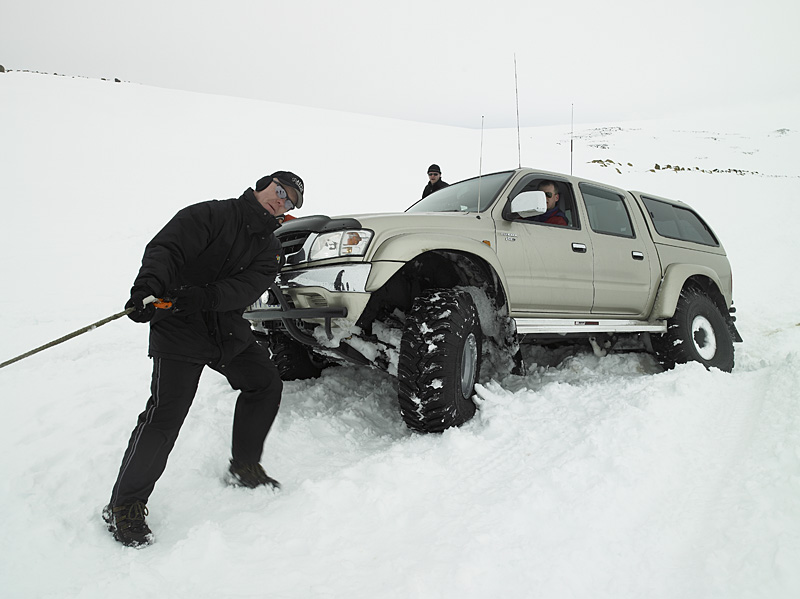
top-left (255, 171), bottom-right (305, 209)
top-left (428, 164), bottom-right (441, 174)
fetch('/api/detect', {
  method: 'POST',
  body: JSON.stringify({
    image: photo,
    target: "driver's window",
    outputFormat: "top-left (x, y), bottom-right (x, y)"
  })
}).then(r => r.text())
top-left (505, 176), bottom-right (575, 227)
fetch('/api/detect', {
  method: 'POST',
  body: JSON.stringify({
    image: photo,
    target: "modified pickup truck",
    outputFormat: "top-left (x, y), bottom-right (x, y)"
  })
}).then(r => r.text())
top-left (246, 168), bottom-right (741, 433)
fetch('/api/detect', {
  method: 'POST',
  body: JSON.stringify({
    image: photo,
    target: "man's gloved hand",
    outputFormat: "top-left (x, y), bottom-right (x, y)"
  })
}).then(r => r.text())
top-left (125, 289), bottom-right (156, 323)
top-left (170, 286), bottom-right (217, 315)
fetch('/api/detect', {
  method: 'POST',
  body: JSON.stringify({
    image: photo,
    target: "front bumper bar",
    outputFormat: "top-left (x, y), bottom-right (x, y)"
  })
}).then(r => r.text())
top-left (245, 282), bottom-right (375, 368)
top-left (244, 281), bottom-right (347, 341)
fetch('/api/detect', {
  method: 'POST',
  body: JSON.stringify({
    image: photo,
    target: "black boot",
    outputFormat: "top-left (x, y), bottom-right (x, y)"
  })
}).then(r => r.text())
top-left (227, 459), bottom-right (281, 489)
top-left (102, 501), bottom-right (154, 548)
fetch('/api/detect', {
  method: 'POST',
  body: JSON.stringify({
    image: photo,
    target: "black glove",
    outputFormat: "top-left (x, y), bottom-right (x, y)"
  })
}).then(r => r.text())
top-left (125, 288), bottom-right (156, 323)
top-left (170, 286), bottom-right (217, 315)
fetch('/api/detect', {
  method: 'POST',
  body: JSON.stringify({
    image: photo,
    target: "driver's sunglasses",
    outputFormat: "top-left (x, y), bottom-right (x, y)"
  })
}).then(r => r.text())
top-left (428, 172), bottom-right (439, 176)
top-left (274, 183), bottom-right (296, 210)
top-left (544, 192), bottom-right (554, 198)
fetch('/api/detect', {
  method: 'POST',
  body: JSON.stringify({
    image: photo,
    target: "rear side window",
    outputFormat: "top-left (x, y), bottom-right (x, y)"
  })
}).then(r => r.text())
top-left (641, 196), bottom-right (718, 246)
top-left (579, 184), bottom-right (634, 238)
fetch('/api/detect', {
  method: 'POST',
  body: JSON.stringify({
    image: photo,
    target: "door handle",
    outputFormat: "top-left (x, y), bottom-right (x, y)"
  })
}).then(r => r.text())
top-left (632, 251), bottom-right (644, 261)
top-left (572, 243), bottom-right (587, 253)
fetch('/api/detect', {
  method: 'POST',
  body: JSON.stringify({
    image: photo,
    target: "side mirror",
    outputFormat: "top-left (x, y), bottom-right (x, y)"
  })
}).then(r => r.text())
top-left (510, 190), bottom-right (548, 217)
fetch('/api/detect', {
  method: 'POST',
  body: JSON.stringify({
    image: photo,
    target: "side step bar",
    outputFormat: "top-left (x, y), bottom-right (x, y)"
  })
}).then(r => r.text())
top-left (515, 318), bottom-right (667, 335)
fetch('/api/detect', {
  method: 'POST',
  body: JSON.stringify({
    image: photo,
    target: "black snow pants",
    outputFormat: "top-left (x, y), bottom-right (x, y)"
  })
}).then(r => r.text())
top-left (109, 342), bottom-right (282, 507)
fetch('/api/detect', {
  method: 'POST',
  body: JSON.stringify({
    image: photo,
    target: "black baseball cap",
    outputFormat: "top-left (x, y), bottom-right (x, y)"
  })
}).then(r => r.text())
top-left (255, 171), bottom-right (304, 209)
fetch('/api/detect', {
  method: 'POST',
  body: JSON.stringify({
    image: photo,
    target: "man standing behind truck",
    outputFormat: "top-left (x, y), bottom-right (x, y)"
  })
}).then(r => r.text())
top-left (421, 164), bottom-right (449, 199)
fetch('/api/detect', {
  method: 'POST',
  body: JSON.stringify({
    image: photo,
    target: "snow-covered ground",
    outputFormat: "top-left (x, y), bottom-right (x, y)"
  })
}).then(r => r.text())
top-left (1, 72), bottom-right (799, 599)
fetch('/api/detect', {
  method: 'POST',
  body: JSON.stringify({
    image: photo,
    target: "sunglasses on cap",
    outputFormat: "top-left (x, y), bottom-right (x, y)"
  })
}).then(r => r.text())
top-left (274, 183), bottom-right (296, 211)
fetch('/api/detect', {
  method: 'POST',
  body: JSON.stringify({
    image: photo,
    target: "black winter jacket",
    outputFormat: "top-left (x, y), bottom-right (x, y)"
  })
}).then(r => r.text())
top-left (131, 188), bottom-right (282, 368)
top-left (421, 178), bottom-right (449, 199)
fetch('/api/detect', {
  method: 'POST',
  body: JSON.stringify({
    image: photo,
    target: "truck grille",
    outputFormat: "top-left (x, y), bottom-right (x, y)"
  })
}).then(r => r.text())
top-left (278, 230), bottom-right (310, 257)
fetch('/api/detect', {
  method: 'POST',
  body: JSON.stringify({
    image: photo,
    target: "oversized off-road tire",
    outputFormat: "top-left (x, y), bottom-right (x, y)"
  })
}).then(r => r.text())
top-left (255, 331), bottom-right (323, 381)
top-left (652, 288), bottom-right (734, 372)
top-left (397, 288), bottom-right (482, 433)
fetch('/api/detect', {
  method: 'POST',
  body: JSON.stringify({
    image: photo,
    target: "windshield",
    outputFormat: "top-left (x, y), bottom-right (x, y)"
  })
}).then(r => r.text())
top-left (405, 171), bottom-right (514, 213)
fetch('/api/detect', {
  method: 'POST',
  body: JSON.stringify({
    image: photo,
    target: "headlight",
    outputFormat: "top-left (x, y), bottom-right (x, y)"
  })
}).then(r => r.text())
top-left (308, 230), bottom-right (373, 261)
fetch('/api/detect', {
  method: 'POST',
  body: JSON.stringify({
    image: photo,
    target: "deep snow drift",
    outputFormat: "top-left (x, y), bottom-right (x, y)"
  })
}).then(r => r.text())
top-left (1, 72), bottom-right (799, 599)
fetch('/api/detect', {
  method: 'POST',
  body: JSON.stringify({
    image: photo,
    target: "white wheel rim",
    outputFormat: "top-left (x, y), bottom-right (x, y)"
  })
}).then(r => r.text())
top-left (691, 315), bottom-right (717, 361)
top-left (460, 333), bottom-right (478, 397)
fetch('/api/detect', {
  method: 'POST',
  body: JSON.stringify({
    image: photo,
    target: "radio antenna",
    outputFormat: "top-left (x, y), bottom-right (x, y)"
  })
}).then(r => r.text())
top-left (477, 115), bottom-right (484, 214)
top-left (570, 103), bottom-right (574, 175)
top-left (514, 54), bottom-right (521, 168)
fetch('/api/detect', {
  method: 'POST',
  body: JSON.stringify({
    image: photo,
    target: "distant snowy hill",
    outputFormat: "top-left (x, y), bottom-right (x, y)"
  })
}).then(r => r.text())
top-left (1, 72), bottom-right (798, 599)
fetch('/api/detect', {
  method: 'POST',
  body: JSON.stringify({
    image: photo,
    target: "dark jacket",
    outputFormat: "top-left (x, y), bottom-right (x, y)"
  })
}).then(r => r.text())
top-left (131, 188), bottom-right (282, 368)
top-left (421, 178), bottom-right (449, 199)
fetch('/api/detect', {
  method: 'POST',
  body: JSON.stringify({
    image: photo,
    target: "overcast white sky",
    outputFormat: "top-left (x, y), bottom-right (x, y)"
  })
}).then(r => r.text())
top-left (2, 0), bottom-right (798, 128)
